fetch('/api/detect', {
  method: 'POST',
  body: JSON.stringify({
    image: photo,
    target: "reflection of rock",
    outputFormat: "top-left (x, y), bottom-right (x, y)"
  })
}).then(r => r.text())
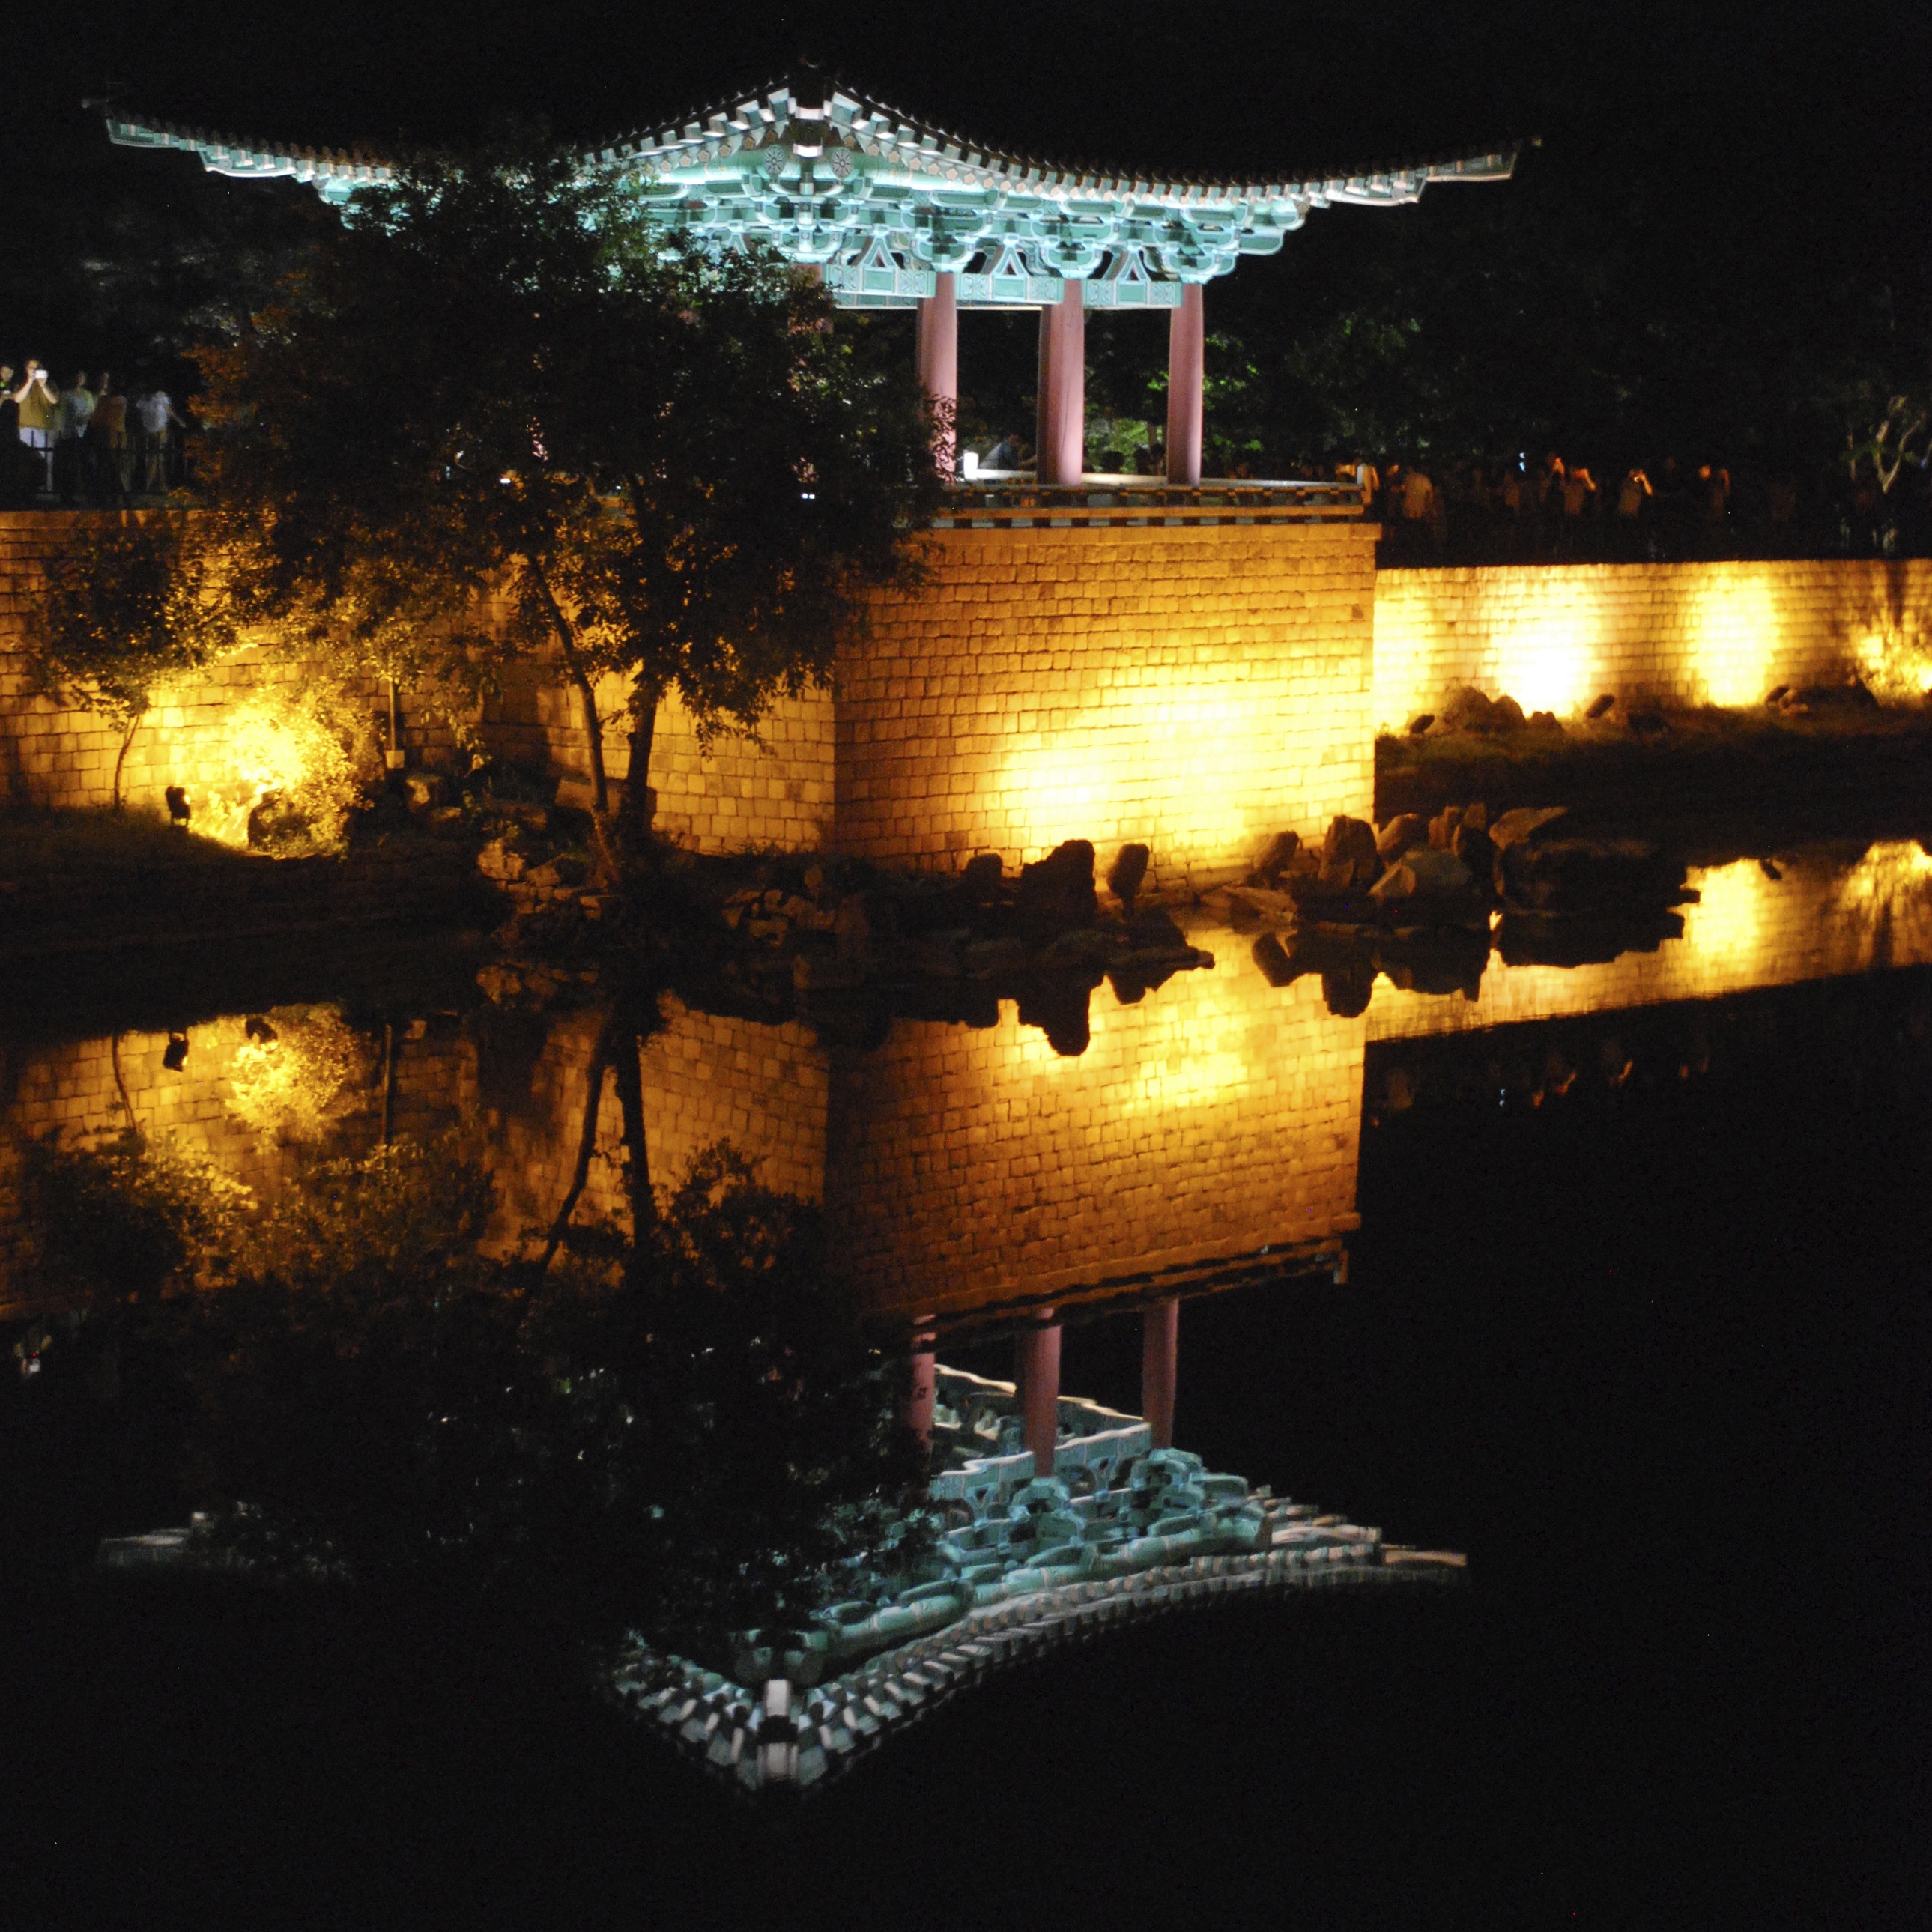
top-left (1106, 842), bottom-right (1150, 908)
top-left (1498, 838), bottom-right (1686, 913)
top-left (1496, 907), bottom-right (1686, 967)
top-left (1015, 978), bottom-right (1095, 1056)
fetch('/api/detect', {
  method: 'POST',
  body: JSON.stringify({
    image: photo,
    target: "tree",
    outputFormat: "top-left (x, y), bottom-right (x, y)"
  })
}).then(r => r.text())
top-left (193, 134), bottom-right (945, 831)
top-left (28, 515), bottom-right (239, 806)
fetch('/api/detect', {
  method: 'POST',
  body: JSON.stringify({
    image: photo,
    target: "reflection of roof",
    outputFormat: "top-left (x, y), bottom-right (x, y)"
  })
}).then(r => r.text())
top-left (105, 70), bottom-right (1515, 310)
top-left (611, 1366), bottom-right (1464, 1796)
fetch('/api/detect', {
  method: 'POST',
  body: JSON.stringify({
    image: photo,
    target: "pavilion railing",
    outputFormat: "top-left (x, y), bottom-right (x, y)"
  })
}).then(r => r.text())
top-left (933, 475), bottom-right (1369, 529)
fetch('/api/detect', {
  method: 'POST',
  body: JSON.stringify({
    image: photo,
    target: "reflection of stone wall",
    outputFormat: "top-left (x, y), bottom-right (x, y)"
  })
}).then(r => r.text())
top-left (642, 1004), bottom-right (828, 1202)
top-left (1367, 841), bottom-right (1932, 1042)
top-left (0, 1011), bottom-right (388, 1313)
top-left (1372, 559), bottom-right (1932, 727)
top-left (823, 954), bottom-right (1366, 1321)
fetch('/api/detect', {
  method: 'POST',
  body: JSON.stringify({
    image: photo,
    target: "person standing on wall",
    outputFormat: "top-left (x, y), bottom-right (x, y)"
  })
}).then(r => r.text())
top-left (9, 361), bottom-right (60, 494)
top-left (135, 385), bottom-right (185, 493)
top-left (88, 373), bottom-right (130, 503)
top-left (54, 371), bottom-right (96, 506)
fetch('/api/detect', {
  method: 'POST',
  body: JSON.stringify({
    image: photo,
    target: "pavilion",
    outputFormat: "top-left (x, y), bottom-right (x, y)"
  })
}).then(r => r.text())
top-left (106, 70), bottom-right (1515, 485)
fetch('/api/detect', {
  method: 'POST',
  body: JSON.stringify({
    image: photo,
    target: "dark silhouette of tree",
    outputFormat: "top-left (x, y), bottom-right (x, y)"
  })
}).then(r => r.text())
top-left (188, 133), bottom-right (945, 829)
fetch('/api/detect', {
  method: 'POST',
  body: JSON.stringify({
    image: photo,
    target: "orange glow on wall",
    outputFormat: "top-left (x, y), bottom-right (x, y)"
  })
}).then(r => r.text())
top-left (1686, 571), bottom-right (1781, 706)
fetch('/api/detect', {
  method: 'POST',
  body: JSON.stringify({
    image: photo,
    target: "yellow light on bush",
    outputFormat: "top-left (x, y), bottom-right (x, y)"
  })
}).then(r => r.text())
top-left (225, 1006), bottom-right (369, 1142)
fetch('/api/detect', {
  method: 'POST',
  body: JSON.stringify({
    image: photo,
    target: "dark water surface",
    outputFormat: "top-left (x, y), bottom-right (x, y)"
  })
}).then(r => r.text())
top-left (3, 841), bottom-right (1929, 1926)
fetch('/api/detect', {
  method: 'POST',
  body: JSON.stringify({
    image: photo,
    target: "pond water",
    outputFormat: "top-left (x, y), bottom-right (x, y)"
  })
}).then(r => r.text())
top-left (3, 835), bottom-right (1929, 1922)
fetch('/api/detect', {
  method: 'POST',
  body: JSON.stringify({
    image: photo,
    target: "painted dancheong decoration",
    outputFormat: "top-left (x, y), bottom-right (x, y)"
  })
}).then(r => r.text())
top-left (103, 70), bottom-right (1515, 488)
top-left (103, 73), bottom-right (1515, 300)
top-left (607, 1368), bottom-right (1464, 1799)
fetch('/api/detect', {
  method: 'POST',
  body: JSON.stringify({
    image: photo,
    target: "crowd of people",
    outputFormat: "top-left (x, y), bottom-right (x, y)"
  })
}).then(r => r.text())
top-left (1, 359), bottom-right (187, 506)
top-left (1351, 450), bottom-right (1932, 564)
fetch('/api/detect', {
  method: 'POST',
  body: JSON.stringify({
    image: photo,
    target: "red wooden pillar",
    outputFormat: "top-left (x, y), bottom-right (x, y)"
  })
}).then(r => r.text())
top-left (1035, 284), bottom-right (1086, 485)
top-left (903, 1335), bottom-right (937, 1449)
top-left (1142, 1295), bottom-right (1179, 1449)
top-left (916, 271), bottom-right (959, 474)
top-left (1016, 1314), bottom-right (1062, 1474)
top-left (1166, 283), bottom-right (1205, 486)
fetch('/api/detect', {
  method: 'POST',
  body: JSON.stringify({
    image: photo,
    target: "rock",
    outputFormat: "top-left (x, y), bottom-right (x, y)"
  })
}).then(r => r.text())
top-left (403, 772), bottom-right (447, 810)
top-left (1585, 693), bottom-right (1617, 720)
top-left (499, 802), bottom-right (550, 831)
top-left (1439, 686), bottom-right (1496, 733)
top-left (1376, 813), bottom-right (1426, 859)
top-left (1488, 805), bottom-right (1568, 853)
top-left (1427, 805), bottom-right (1463, 851)
top-left (1462, 802), bottom-right (1488, 832)
top-left (1491, 694), bottom-right (1527, 730)
top-left (1626, 708), bottom-right (1668, 736)
top-left (960, 852), bottom-right (1005, 897)
top-left (1764, 684), bottom-right (1790, 707)
top-left (1321, 814), bottom-right (1381, 891)
top-left (1106, 842), bottom-right (1151, 907)
top-left (1367, 846), bottom-right (1479, 918)
top-left (1451, 820), bottom-right (1495, 879)
top-left (1527, 709), bottom-right (1563, 733)
top-left (1405, 712), bottom-right (1435, 736)
top-left (1017, 840), bottom-right (1097, 925)
top-left (476, 838), bottom-right (525, 882)
top-left (1254, 830), bottom-right (1300, 885)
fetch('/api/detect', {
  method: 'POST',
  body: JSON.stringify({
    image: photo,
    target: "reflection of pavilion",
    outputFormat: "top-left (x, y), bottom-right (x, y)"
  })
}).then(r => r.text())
top-left (107, 71), bottom-right (1514, 488)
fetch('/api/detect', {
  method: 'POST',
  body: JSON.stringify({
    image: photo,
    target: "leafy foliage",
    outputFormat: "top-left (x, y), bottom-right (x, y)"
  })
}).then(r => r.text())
top-left (193, 135), bottom-right (945, 812)
top-left (23, 1125), bottom-right (924, 1651)
top-left (27, 516), bottom-right (240, 802)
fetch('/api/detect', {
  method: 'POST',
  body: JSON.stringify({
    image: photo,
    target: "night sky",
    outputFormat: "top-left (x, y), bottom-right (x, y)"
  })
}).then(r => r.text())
top-left (9, 1), bottom-right (1930, 470)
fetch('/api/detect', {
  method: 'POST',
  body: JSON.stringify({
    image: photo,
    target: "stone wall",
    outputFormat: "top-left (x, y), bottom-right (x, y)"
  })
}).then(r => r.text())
top-left (11, 510), bottom-right (1929, 873)
top-left (497, 521), bottom-right (1378, 873)
top-left (1372, 558), bottom-right (1932, 730)
top-left (829, 523), bottom-right (1378, 876)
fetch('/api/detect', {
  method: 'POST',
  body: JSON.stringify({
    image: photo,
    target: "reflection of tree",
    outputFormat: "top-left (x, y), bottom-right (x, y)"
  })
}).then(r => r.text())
top-left (20, 1124), bottom-right (924, 1657)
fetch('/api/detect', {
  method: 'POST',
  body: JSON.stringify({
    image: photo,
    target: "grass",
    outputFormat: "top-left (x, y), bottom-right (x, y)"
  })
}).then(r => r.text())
top-left (1375, 702), bottom-right (1932, 844)
top-left (0, 805), bottom-right (265, 883)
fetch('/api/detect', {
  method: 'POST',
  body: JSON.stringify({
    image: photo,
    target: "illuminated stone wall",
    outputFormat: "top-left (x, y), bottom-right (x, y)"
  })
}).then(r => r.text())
top-left (1372, 559), bottom-right (1932, 727)
top-left (833, 524), bottom-right (1377, 876)
top-left (0, 514), bottom-right (369, 835)
top-left (504, 522), bottom-right (1378, 872)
